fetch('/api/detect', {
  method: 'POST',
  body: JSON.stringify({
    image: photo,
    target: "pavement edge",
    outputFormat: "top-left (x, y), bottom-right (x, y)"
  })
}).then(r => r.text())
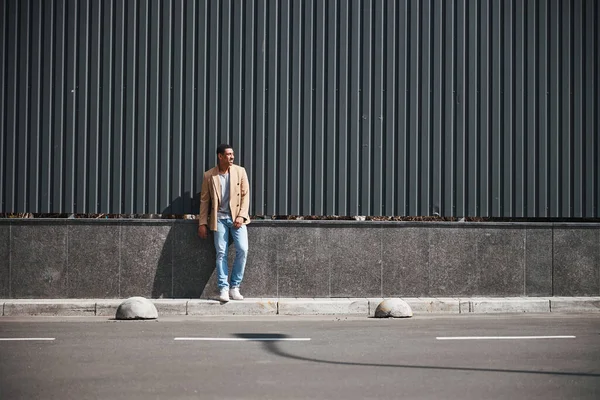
top-left (0, 297), bottom-right (599, 317)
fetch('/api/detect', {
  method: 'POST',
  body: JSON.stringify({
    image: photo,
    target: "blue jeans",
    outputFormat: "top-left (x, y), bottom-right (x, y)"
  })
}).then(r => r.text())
top-left (214, 217), bottom-right (248, 289)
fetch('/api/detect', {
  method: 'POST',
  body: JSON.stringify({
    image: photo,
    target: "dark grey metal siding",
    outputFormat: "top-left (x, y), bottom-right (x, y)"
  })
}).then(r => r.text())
top-left (1, 0), bottom-right (599, 217)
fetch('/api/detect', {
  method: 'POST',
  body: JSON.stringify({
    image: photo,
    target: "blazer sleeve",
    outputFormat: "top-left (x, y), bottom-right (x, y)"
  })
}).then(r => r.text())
top-left (238, 167), bottom-right (250, 221)
top-left (199, 171), bottom-right (211, 226)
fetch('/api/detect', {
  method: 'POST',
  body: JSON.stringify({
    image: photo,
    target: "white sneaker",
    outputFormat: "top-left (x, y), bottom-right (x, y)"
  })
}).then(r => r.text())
top-left (230, 287), bottom-right (244, 300)
top-left (219, 288), bottom-right (230, 302)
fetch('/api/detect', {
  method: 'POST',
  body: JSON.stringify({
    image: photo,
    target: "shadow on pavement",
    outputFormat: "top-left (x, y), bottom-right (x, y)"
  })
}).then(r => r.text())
top-left (233, 333), bottom-right (600, 378)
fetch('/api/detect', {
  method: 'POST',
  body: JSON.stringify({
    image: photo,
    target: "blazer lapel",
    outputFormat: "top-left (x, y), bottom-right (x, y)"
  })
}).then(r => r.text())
top-left (211, 168), bottom-right (222, 203)
top-left (229, 166), bottom-right (238, 197)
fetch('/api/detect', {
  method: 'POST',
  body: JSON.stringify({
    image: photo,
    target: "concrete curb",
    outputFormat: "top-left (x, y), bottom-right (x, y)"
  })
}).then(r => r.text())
top-left (2, 300), bottom-right (97, 317)
top-left (1, 297), bottom-right (600, 317)
top-left (398, 297), bottom-right (462, 315)
top-left (278, 298), bottom-right (369, 315)
top-left (550, 297), bottom-right (600, 313)
top-left (187, 299), bottom-right (278, 315)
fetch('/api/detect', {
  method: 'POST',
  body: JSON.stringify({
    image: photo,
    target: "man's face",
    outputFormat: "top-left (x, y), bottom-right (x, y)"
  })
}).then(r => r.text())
top-left (218, 148), bottom-right (235, 167)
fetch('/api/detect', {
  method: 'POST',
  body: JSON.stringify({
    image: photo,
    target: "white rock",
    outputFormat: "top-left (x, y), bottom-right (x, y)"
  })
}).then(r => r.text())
top-left (115, 297), bottom-right (158, 320)
top-left (374, 298), bottom-right (413, 318)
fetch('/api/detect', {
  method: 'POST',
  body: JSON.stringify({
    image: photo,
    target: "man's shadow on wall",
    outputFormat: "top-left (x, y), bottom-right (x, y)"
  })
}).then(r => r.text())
top-left (152, 192), bottom-right (237, 299)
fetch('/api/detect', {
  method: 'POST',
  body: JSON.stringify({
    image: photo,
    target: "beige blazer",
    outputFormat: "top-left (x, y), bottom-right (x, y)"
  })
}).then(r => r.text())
top-left (199, 164), bottom-right (251, 231)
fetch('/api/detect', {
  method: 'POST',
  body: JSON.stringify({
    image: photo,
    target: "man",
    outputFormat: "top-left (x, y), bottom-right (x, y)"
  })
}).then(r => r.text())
top-left (198, 144), bottom-right (250, 302)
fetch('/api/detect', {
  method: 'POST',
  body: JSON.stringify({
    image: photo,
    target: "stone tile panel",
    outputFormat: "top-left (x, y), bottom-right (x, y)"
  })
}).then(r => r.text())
top-left (0, 224), bottom-right (10, 298)
top-left (476, 228), bottom-right (525, 296)
top-left (172, 221), bottom-right (215, 298)
top-left (10, 222), bottom-right (68, 298)
top-left (553, 228), bottom-right (600, 296)
top-left (120, 222), bottom-right (173, 298)
top-left (428, 228), bottom-right (479, 296)
top-left (329, 227), bottom-right (382, 297)
top-left (525, 228), bottom-right (553, 296)
top-left (382, 227), bottom-right (429, 297)
top-left (276, 227), bottom-right (331, 297)
top-left (238, 226), bottom-right (278, 298)
top-left (68, 223), bottom-right (120, 298)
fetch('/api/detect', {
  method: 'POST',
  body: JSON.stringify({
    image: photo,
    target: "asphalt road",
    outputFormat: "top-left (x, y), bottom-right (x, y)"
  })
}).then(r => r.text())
top-left (1, 314), bottom-right (599, 400)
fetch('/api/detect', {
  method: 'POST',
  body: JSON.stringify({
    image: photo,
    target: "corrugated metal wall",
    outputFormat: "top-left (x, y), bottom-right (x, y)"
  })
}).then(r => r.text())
top-left (1, 0), bottom-right (599, 217)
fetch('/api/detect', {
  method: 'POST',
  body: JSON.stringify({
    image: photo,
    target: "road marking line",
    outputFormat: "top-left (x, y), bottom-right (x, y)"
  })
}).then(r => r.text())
top-left (0, 338), bottom-right (56, 341)
top-left (436, 336), bottom-right (576, 340)
top-left (174, 337), bottom-right (311, 342)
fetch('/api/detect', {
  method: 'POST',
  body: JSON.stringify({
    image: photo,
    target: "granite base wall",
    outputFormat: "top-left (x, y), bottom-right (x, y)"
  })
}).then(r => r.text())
top-left (1, 220), bottom-right (598, 299)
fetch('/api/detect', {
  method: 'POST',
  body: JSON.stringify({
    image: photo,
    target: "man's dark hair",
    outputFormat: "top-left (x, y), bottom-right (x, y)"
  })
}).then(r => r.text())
top-left (217, 143), bottom-right (233, 155)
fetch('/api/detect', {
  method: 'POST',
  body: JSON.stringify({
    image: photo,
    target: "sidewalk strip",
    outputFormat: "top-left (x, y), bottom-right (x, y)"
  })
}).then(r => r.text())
top-left (174, 337), bottom-right (311, 342)
top-left (0, 338), bottom-right (56, 341)
top-left (436, 336), bottom-right (576, 340)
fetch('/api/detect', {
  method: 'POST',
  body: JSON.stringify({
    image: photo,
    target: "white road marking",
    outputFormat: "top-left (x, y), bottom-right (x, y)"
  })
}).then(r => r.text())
top-left (436, 336), bottom-right (576, 340)
top-left (0, 338), bottom-right (56, 341)
top-left (174, 337), bottom-right (311, 342)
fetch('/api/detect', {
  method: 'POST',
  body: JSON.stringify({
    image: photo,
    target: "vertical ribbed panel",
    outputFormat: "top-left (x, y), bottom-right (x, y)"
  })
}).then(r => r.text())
top-left (1, 0), bottom-right (599, 217)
